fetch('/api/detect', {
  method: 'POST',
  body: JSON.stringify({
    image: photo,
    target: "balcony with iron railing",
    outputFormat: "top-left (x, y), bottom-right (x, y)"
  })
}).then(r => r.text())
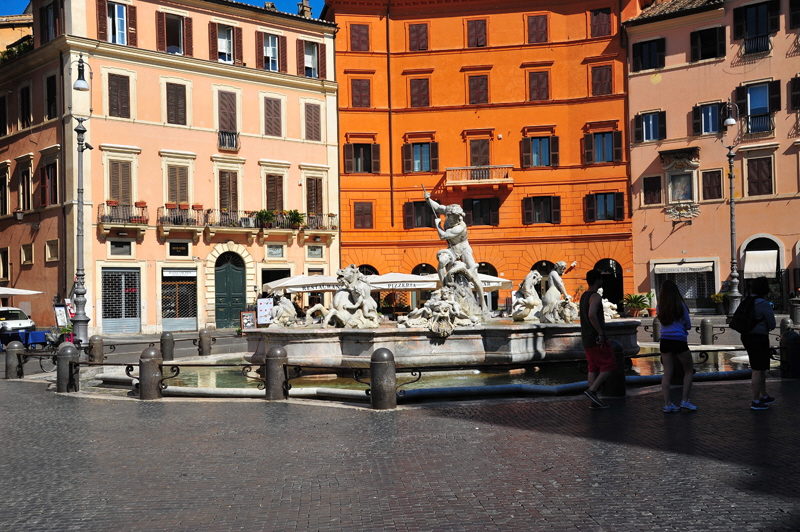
top-left (218, 130), bottom-right (239, 151)
top-left (743, 34), bottom-right (771, 55)
top-left (97, 203), bottom-right (149, 240)
top-left (445, 165), bottom-right (514, 188)
top-left (744, 113), bottom-right (775, 136)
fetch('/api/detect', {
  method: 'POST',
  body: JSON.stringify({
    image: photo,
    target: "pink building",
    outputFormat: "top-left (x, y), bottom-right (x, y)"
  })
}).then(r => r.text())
top-left (626, 0), bottom-right (800, 312)
top-left (0, 0), bottom-right (338, 335)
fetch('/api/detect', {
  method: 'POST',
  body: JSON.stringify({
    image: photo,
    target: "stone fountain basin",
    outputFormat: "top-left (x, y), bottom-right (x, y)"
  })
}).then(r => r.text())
top-left (244, 319), bottom-right (641, 368)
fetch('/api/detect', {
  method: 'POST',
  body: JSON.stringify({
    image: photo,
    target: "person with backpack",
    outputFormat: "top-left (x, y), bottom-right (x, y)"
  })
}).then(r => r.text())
top-left (657, 280), bottom-right (697, 412)
top-left (737, 277), bottom-right (776, 410)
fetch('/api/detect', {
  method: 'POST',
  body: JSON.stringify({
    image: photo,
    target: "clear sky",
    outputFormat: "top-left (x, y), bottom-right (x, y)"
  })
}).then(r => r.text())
top-left (0, 0), bottom-right (327, 19)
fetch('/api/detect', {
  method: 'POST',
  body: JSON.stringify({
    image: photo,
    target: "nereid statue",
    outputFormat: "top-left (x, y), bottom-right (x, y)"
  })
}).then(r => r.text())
top-left (598, 288), bottom-right (619, 321)
top-left (268, 292), bottom-right (298, 328)
top-left (512, 270), bottom-right (543, 322)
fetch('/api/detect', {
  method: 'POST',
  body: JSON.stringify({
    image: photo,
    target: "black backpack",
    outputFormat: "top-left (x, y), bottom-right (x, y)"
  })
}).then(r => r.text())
top-left (729, 296), bottom-right (761, 334)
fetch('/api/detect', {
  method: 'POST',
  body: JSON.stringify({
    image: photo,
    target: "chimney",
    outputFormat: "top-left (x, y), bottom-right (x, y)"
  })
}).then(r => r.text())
top-left (263, 2), bottom-right (277, 10)
top-left (297, 0), bottom-right (312, 18)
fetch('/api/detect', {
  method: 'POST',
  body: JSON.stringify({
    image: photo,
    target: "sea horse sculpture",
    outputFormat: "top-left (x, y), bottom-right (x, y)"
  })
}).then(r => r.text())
top-left (305, 264), bottom-right (380, 329)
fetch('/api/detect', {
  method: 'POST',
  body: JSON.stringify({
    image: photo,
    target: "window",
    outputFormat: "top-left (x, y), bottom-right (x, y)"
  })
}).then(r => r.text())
top-left (165, 14), bottom-right (184, 54)
top-left (264, 97), bottom-right (281, 137)
top-left (701, 170), bottom-right (722, 200)
top-left (590, 8), bottom-right (611, 37)
top-left (351, 79), bottom-right (371, 107)
top-left (463, 198), bottom-right (499, 226)
top-left (691, 103), bottom-right (721, 135)
top-left (410, 79), bottom-right (429, 107)
top-left (343, 144), bottom-right (380, 173)
top-left (46, 75), bottom-right (57, 120)
top-left (470, 139), bottom-right (490, 167)
top-left (521, 136), bottom-right (559, 167)
top-left (108, 74), bottom-right (130, 118)
top-left (669, 173), bottom-right (693, 202)
top-left (218, 170), bottom-right (238, 211)
top-left (0, 96), bottom-right (6, 136)
top-left (218, 91), bottom-right (237, 149)
top-left (109, 241), bottom-right (132, 256)
top-left (306, 176), bottom-right (323, 215)
top-left (304, 41), bottom-right (318, 78)
top-left (736, 81), bottom-right (780, 134)
top-left (351, 24), bottom-right (369, 51)
top-left (266, 174), bottom-right (284, 211)
top-left (634, 111), bottom-right (666, 142)
top-left (166, 83), bottom-right (186, 125)
top-left (21, 244), bottom-right (34, 265)
top-left (355, 202), bottom-right (374, 229)
top-left (0, 167), bottom-right (7, 215)
top-left (642, 176), bottom-right (662, 205)
top-left (307, 246), bottom-right (323, 259)
top-left (257, 33), bottom-right (285, 72)
top-left (20, 166), bottom-right (32, 211)
top-left (690, 27), bottom-right (725, 61)
top-left (632, 39), bottom-right (665, 72)
top-left (467, 19), bottom-right (486, 48)
top-left (109, 160), bottom-right (132, 204)
top-left (214, 24), bottom-right (233, 63)
top-left (46, 239), bottom-right (59, 262)
top-left (792, 0), bottom-right (800, 29)
top-left (40, 162), bottom-right (58, 207)
top-left (792, 76), bottom-right (800, 111)
top-left (733, 1), bottom-right (779, 54)
top-left (157, 12), bottom-right (191, 55)
top-left (263, 34), bottom-right (278, 71)
top-left (19, 86), bottom-right (31, 129)
top-left (528, 71), bottom-right (549, 101)
top-left (167, 165), bottom-right (188, 203)
top-left (747, 157), bottom-right (773, 196)
top-left (403, 201), bottom-right (434, 228)
top-left (591, 65), bottom-right (612, 95)
top-left (107, 2), bottom-right (128, 45)
top-left (40, 2), bottom-right (59, 44)
top-left (266, 245), bottom-right (283, 258)
top-left (304, 103), bottom-right (321, 141)
top-left (522, 196), bottom-right (561, 224)
top-left (468, 75), bottom-right (488, 104)
top-left (585, 192), bottom-right (624, 222)
top-left (584, 131), bottom-right (622, 164)
top-left (402, 142), bottom-right (439, 173)
top-left (0, 248), bottom-right (7, 280)
top-left (527, 15), bottom-right (547, 43)
top-left (409, 23), bottom-right (428, 51)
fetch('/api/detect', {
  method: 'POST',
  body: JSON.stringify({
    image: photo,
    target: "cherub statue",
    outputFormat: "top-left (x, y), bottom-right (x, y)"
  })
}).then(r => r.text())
top-left (598, 287), bottom-right (619, 321)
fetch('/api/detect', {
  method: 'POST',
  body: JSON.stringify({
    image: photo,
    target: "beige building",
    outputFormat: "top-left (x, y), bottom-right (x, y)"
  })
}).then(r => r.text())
top-left (0, 0), bottom-right (339, 335)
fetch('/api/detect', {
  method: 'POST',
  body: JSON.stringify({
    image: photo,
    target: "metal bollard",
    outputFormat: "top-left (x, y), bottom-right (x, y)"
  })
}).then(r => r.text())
top-left (780, 318), bottom-right (793, 336)
top-left (4, 340), bottom-right (24, 379)
top-left (370, 348), bottom-right (397, 410)
top-left (56, 342), bottom-right (80, 393)
top-left (139, 347), bottom-right (163, 400)
top-left (195, 329), bottom-right (213, 357)
top-left (700, 318), bottom-right (714, 345)
top-left (652, 317), bottom-right (661, 342)
top-left (600, 340), bottom-right (626, 397)
top-left (790, 298), bottom-right (800, 326)
top-left (780, 330), bottom-right (800, 379)
top-left (263, 346), bottom-right (287, 400)
top-left (160, 331), bottom-right (175, 362)
top-left (87, 335), bottom-right (104, 363)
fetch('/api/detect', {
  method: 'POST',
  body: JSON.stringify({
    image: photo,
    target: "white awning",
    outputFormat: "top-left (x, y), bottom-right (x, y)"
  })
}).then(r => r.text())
top-left (743, 250), bottom-right (778, 279)
top-left (654, 261), bottom-right (714, 274)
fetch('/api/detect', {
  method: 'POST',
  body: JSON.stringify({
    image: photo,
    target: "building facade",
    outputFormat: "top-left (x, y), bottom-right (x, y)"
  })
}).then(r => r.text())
top-left (324, 0), bottom-right (638, 310)
top-left (626, 0), bottom-right (800, 311)
top-left (0, 0), bottom-right (338, 334)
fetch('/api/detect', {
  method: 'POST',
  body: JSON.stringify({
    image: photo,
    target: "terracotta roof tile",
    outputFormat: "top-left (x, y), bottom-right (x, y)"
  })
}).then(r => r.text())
top-left (626, 0), bottom-right (724, 24)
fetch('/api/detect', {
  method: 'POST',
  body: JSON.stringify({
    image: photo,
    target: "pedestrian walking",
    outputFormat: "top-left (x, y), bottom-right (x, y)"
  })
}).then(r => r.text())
top-left (657, 280), bottom-right (696, 413)
top-left (579, 269), bottom-right (616, 409)
top-left (740, 277), bottom-right (776, 410)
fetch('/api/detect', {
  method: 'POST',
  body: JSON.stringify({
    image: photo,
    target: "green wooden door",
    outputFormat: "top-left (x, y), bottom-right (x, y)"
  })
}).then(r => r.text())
top-left (214, 252), bottom-right (246, 329)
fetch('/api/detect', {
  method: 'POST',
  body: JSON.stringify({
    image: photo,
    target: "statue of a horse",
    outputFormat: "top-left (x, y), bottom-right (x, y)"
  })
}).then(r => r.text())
top-left (306, 265), bottom-right (380, 329)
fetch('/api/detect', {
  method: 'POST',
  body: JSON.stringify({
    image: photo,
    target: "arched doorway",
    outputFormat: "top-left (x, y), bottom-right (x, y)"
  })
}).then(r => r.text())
top-left (478, 263), bottom-right (499, 310)
top-left (214, 252), bottom-right (246, 329)
top-left (412, 263), bottom-right (437, 308)
top-left (532, 260), bottom-right (555, 298)
top-left (743, 237), bottom-right (784, 310)
top-left (594, 259), bottom-right (623, 307)
top-left (358, 264), bottom-right (379, 276)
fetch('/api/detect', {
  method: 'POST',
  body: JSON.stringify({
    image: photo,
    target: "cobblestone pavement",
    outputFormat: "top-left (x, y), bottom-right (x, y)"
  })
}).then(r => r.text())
top-left (1, 376), bottom-right (799, 531)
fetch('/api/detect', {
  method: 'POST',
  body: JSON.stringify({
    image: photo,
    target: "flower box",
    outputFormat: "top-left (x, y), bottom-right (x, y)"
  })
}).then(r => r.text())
top-left (178, 203), bottom-right (190, 210)
top-left (106, 200), bottom-right (119, 207)
top-left (192, 204), bottom-right (203, 210)
top-left (134, 201), bottom-right (147, 208)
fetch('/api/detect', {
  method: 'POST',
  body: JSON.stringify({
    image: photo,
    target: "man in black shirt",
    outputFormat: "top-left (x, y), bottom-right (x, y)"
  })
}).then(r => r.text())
top-left (579, 269), bottom-right (617, 408)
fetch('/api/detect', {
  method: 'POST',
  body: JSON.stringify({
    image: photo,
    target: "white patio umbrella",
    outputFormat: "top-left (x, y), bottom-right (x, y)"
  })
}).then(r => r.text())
top-left (0, 287), bottom-right (44, 296)
top-left (262, 275), bottom-right (342, 294)
top-left (421, 273), bottom-right (513, 292)
top-left (366, 273), bottom-right (438, 291)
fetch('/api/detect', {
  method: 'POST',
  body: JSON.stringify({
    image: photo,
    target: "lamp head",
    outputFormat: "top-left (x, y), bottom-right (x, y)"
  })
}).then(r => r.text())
top-left (73, 54), bottom-right (90, 92)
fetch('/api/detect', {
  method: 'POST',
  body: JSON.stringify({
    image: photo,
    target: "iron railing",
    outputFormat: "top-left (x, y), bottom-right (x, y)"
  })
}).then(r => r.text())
top-left (218, 130), bottom-right (239, 151)
top-left (744, 113), bottom-right (775, 135)
top-left (445, 165), bottom-right (513, 183)
top-left (97, 203), bottom-right (149, 224)
top-left (743, 34), bottom-right (771, 55)
top-left (156, 207), bottom-right (204, 226)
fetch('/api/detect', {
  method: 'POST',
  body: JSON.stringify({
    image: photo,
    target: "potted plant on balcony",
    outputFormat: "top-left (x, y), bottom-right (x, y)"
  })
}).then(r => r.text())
top-left (165, 201), bottom-right (177, 210)
top-left (192, 203), bottom-right (203, 210)
top-left (256, 209), bottom-right (276, 228)
top-left (286, 209), bottom-right (305, 229)
top-left (622, 293), bottom-right (649, 317)
top-left (106, 199), bottom-right (119, 207)
top-left (135, 200), bottom-right (147, 208)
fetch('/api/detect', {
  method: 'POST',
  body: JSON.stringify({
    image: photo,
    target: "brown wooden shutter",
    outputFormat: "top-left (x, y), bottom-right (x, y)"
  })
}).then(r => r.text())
top-left (767, 0), bottom-right (780, 32)
top-left (110, 160), bottom-right (120, 201)
top-left (551, 196), bottom-right (561, 224)
top-left (614, 192), bottom-right (625, 220)
top-left (419, 24), bottom-right (428, 50)
top-left (279, 35), bottom-right (287, 72)
top-left (126, 5), bottom-right (137, 46)
top-left (234, 26), bottom-right (243, 65)
top-left (305, 104), bottom-right (321, 141)
top-left (351, 80), bottom-right (361, 107)
top-left (748, 158), bottom-right (772, 195)
top-left (470, 139), bottom-right (489, 166)
top-left (296, 39), bottom-right (305, 76)
top-left (430, 142), bottom-right (439, 171)
top-left (583, 133), bottom-right (594, 164)
top-left (409, 24), bottom-right (418, 50)
top-left (733, 7), bottom-right (744, 40)
top-left (218, 91), bottom-right (236, 132)
top-left (256, 32), bottom-right (264, 70)
top-left (657, 111), bottom-right (667, 140)
top-left (355, 202), bottom-right (364, 228)
top-left (371, 144), bottom-right (380, 174)
top-left (467, 20), bottom-right (486, 47)
top-left (168, 165), bottom-right (178, 202)
top-left (768, 80), bottom-right (781, 112)
top-left (113, 161), bottom-right (131, 205)
top-left (264, 97), bottom-right (281, 136)
top-left (735, 85), bottom-right (747, 115)
top-left (529, 72), bottom-right (548, 101)
top-left (469, 76), bottom-right (487, 104)
top-left (791, 0), bottom-right (800, 29)
top-left (403, 202), bottom-right (413, 229)
top-left (703, 170), bottom-right (722, 200)
top-left (522, 197), bottom-right (533, 225)
top-left (584, 194), bottom-right (596, 222)
top-left (632, 42), bottom-right (642, 71)
top-left (177, 166), bottom-right (188, 203)
top-left (307, 177), bottom-right (323, 214)
top-left (489, 197), bottom-right (500, 226)
top-left (97, 0), bottom-right (107, 41)
top-left (267, 175), bottom-right (283, 211)
top-left (550, 136), bottom-right (559, 167)
top-left (592, 67), bottom-right (601, 95)
top-left (184, 17), bottom-right (193, 56)
top-left (108, 74), bottom-right (130, 118)
top-left (520, 138), bottom-right (531, 168)
top-left (528, 15), bottom-right (547, 43)
top-left (462, 199), bottom-right (473, 226)
top-left (167, 83), bottom-right (186, 125)
top-left (363, 202), bottom-right (373, 228)
top-left (402, 143), bottom-right (412, 173)
top-left (351, 24), bottom-right (369, 51)
top-left (344, 144), bottom-right (354, 173)
top-left (319, 43), bottom-right (327, 79)
top-left (39, 7), bottom-right (46, 43)
top-left (791, 77), bottom-right (800, 110)
top-left (613, 131), bottom-right (623, 162)
top-left (691, 106), bottom-right (701, 135)
top-left (219, 171), bottom-right (229, 210)
top-left (156, 11), bottom-right (166, 52)
top-left (208, 22), bottom-right (217, 60)
top-left (656, 38), bottom-right (665, 68)
top-left (689, 31), bottom-right (700, 62)
top-left (39, 167), bottom-right (47, 207)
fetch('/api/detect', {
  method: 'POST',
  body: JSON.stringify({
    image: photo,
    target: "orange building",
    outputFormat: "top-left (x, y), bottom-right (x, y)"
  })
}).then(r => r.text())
top-left (323, 0), bottom-right (638, 309)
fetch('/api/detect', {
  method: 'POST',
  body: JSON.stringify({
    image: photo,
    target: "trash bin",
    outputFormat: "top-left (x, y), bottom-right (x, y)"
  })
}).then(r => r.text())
top-left (790, 298), bottom-right (800, 326)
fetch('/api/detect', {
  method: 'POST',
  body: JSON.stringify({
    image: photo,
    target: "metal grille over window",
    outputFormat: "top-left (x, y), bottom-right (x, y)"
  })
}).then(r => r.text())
top-left (102, 268), bottom-right (141, 333)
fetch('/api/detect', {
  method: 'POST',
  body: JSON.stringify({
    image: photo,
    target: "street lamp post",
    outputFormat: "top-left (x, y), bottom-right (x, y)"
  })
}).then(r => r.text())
top-left (724, 99), bottom-right (742, 315)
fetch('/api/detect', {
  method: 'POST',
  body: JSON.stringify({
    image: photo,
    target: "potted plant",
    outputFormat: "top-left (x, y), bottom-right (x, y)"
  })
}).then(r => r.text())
top-left (286, 209), bottom-right (305, 228)
top-left (192, 204), bottom-right (203, 210)
top-left (622, 293), bottom-right (649, 317)
top-left (178, 203), bottom-right (190, 210)
top-left (165, 201), bottom-right (177, 210)
top-left (711, 293), bottom-right (727, 315)
top-left (645, 291), bottom-right (657, 316)
top-left (256, 209), bottom-right (276, 227)
top-left (106, 199), bottom-right (119, 207)
top-left (134, 200), bottom-right (147, 208)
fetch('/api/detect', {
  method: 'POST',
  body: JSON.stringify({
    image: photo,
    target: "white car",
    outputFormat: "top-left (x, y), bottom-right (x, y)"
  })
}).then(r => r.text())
top-left (0, 307), bottom-right (36, 331)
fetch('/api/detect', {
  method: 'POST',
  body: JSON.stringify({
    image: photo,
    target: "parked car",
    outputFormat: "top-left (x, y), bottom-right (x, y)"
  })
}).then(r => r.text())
top-left (0, 307), bottom-right (36, 331)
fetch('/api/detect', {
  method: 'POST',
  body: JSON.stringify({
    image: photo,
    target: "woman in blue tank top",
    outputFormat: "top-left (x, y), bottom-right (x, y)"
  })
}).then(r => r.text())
top-left (656, 280), bottom-right (696, 413)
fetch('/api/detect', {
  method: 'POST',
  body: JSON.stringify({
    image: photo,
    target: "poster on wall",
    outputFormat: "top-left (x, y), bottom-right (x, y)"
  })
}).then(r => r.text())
top-left (257, 298), bottom-right (273, 325)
